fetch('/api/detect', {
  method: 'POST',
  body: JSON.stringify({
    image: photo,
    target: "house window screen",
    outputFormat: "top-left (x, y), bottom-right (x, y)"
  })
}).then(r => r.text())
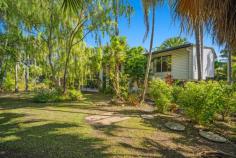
top-left (156, 57), bottom-right (162, 72)
top-left (155, 55), bottom-right (171, 72)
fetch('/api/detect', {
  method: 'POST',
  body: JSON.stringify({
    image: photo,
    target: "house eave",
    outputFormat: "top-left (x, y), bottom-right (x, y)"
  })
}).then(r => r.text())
top-left (144, 43), bottom-right (217, 59)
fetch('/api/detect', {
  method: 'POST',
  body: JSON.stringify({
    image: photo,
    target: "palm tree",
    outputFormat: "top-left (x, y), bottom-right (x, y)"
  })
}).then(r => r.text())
top-left (157, 37), bottom-right (188, 50)
top-left (195, 24), bottom-right (203, 80)
top-left (140, 0), bottom-right (163, 104)
top-left (171, 0), bottom-right (204, 80)
top-left (171, 0), bottom-right (236, 53)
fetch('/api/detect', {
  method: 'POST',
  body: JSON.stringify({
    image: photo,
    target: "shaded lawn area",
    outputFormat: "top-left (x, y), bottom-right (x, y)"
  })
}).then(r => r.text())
top-left (0, 92), bottom-right (235, 158)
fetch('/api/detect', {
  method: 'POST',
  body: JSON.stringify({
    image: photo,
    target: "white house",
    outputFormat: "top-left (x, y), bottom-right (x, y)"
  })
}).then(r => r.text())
top-left (150, 43), bottom-right (217, 80)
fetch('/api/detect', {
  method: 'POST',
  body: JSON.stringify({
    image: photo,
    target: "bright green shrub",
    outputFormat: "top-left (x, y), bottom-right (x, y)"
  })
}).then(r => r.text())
top-left (33, 88), bottom-right (83, 103)
top-left (2, 75), bottom-right (14, 92)
top-left (178, 82), bottom-right (215, 124)
top-left (149, 79), bottom-right (172, 113)
top-left (172, 86), bottom-right (183, 103)
top-left (213, 82), bottom-right (236, 120)
top-left (178, 81), bottom-right (236, 124)
top-left (66, 89), bottom-right (83, 101)
top-left (33, 88), bottom-right (61, 103)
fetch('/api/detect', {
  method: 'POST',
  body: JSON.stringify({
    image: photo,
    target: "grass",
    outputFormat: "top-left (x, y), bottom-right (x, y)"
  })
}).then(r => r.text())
top-left (0, 92), bottom-right (236, 158)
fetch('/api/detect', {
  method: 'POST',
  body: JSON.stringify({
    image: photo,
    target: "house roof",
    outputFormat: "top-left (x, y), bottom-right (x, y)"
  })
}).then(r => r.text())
top-left (152, 43), bottom-right (193, 54)
top-left (148, 43), bottom-right (217, 58)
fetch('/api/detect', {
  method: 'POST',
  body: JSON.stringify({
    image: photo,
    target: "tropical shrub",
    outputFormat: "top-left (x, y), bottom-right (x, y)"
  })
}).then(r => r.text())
top-left (178, 82), bottom-right (216, 124)
top-left (214, 82), bottom-right (236, 121)
top-left (2, 75), bottom-right (14, 92)
top-left (124, 47), bottom-right (146, 86)
top-left (33, 88), bottom-right (82, 103)
top-left (149, 79), bottom-right (172, 113)
top-left (66, 89), bottom-right (83, 101)
top-left (178, 81), bottom-right (236, 124)
top-left (33, 88), bottom-right (61, 103)
top-left (127, 93), bottom-right (140, 106)
top-left (172, 85), bottom-right (183, 103)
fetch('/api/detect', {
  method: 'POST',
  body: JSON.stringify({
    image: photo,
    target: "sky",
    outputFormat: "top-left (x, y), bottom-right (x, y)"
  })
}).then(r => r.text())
top-left (85, 0), bottom-right (223, 57)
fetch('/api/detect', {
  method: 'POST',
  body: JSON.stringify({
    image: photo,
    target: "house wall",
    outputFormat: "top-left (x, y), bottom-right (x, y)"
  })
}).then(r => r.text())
top-left (192, 47), bottom-right (215, 80)
top-left (151, 48), bottom-right (191, 80)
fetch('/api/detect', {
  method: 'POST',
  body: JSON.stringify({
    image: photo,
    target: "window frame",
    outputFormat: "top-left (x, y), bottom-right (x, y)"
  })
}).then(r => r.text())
top-left (153, 55), bottom-right (172, 73)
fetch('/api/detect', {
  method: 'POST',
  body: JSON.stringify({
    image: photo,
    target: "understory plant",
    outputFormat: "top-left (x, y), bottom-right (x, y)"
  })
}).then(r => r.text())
top-left (2, 75), bottom-right (14, 92)
top-left (149, 79), bottom-right (172, 113)
top-left (214, 82), bottom-right (236, 121)
top-left (171, 85), bottom-right (183, 103)
top-left (178, 81), bottom-right (236, 124)
top-left (33, 88), bottom-right (82, 103)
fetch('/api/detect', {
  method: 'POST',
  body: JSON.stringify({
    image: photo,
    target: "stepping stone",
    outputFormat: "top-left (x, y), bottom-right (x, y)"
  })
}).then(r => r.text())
top-left (199, 130), bottom-right (227, 143)
top-left (141, 114), bottom-right (154, 119)
top-left (85, 112), bottom-right (130, 125)
top-left (85, 112), bottom-right (114, 122)
top-left (93, 116), bottom-right (130, 125)
top-left (165, 121), bottom-right (185, 131)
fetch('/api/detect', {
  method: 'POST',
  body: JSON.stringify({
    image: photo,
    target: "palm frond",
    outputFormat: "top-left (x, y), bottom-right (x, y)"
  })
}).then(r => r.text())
top-left (62, 0), bottom-right (83, 13)
top-left (170, 0), bottom-right (236, 50)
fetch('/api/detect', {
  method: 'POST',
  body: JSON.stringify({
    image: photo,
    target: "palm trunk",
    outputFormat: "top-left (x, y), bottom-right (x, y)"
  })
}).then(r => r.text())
top-left (195, 24), bottom-right (202, 80)
top-left (200, 24), bottom-right (204, 76)
top-left (141, 5), bottom-right (156, 104)
top-left (15, 62), bottom-right (19, 92)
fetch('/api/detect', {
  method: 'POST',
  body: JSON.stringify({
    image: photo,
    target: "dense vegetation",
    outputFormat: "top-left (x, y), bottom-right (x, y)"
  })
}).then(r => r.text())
top-left (0, 0), bottom-right (235, 123)
top-left (149, 79), bottom-right (236, 125)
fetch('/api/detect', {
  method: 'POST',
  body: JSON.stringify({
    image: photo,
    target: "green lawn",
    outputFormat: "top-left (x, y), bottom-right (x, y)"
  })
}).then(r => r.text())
top-left (0, 93), bottom-right (235, 158)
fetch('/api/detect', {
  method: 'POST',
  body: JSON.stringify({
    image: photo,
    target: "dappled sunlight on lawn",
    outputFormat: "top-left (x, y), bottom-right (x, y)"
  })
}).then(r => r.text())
top-left (0, 93), bottom-right (236, 158)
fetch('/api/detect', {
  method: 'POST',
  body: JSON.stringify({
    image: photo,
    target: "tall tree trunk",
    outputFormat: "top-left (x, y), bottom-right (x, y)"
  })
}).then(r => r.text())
top-left (115, 0), bottom-right (119, 36)
top-left (15, 62), bottom-right (19, 92)
top-left (114, 62), bottom-right (120, 98)
top-left (113, 0), bottom-right (121, 99)
top-left (200, 24), bottom-right (204, 76)
top-left (63, 46), bottom-right (71, 93)
top-left (141, 5), bottom-right (155, 104)
top-left (227, 50), bottom-right (232, 84)
top-left (47, 7), bottom-right (57, 86)
top-left (25, 56), bottom-right (29, 92)
top-left (195, 24), bottom-right (202, 80)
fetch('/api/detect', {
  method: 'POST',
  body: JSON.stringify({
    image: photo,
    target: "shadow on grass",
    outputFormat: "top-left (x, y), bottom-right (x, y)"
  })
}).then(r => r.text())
top-left (119, 138), bottom-right (186, 158)
top-left (0, 112), bottom-right (110, 158)
top-left (0, 92), bottom-right (111, 111)
top-left (92, 107), bottom-right (236, 157)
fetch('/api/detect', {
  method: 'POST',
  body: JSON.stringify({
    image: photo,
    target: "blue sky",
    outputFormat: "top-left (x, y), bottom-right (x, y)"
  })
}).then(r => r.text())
top-left (85, 0), bottom-right (223, 57)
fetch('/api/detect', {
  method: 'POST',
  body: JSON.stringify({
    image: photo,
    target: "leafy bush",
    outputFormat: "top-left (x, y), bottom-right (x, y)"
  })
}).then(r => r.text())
top-left (124, 47), bottom-right (146, 85)
top-left (178, 81), bottom-right (236, 124)
top-left (33, 88), bottom-right (82, 103)
top-left (149, 79), bottom-right (172, 113)
top-left (2, 75), bottom-right (14, 92)
top-left (178, 82), bottom-right (215, 124)
top-left (172, 86), bottom-right (183, 103)
top-left (127, 92), bottom-right (140, 106)
top-left (66, 89), bottom-right (83, 101)
top-left (213, 82), bottom-right (236, 121)
top-left (33, 88), bottom-right (61, 103)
